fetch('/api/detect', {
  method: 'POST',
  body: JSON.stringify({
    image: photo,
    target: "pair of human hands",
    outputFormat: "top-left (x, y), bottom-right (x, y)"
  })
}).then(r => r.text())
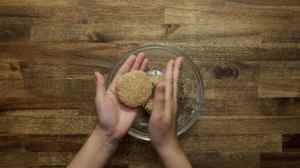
top-left (94, 52), bottom-right (182, 149)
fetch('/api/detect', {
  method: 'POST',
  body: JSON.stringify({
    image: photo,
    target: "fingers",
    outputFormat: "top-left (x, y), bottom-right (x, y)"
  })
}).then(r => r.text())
top-left (131, 52), bottom-right (145, 70)
top-left (165, 59), bottom-right (174, 117)
top-left (140, 58), bottom-right (148, 71)
top-left (172, 57), bottom-right (183, 114)
top-left (94, 71), bottom-right (105, 106)
top-left (109, 55), bottom-right (136, 92)
top-left (116, 54), bottom-right (136, 77)
top-left (151, 81), bottom-right (166, 119)
top-left (109, 53), bottom-right (148, 92)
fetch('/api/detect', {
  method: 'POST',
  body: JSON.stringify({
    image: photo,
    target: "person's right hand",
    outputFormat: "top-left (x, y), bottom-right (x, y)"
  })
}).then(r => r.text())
top-left (148, 57), bottom-right (183, 149)
top-left (148, 57), bottom-right (192, 168)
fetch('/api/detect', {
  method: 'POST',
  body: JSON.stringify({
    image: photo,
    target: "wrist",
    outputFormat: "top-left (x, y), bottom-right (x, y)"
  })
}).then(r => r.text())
top-left (93, 125), bottom-right (119, 152)
top-left (154, 138), bottom-right (181, 156)
top-left (156, 140), bottom-right (186, 164)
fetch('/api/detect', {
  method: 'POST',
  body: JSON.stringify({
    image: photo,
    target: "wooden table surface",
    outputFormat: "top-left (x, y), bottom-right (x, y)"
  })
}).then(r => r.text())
top-left (1, 0), bottom-right (300, 167)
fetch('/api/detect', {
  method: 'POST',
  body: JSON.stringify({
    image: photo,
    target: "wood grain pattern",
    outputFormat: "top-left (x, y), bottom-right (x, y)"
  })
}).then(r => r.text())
top-left (261, 152), bottom-right (300, 168)
top-left (0, 0), bottom-right (299, 167)
top-left (1, 115), bottom-right (300, 135)
top-left (0, 134), bottom-right (281, 153)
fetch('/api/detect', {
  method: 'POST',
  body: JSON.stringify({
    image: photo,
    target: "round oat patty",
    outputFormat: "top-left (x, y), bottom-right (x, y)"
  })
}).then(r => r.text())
top-left (116, 71), bottom-right (153, 107)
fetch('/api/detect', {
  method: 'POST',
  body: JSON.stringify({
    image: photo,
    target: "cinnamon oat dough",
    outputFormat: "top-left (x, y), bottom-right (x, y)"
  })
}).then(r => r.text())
top-left (116, 71), bottom-right (153, 107)
top-left (144, 99), bottom-right (153, 114)
top-left (144, 75), bottom-right (164, 114)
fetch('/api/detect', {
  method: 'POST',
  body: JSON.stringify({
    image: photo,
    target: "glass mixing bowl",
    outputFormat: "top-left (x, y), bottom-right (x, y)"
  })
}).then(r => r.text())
top-left (107, 44), bottom-right (204, 141)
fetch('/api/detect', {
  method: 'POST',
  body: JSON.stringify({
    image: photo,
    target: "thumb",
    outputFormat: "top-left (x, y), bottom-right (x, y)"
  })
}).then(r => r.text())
top-left (95, 72), bottom-right (117, 132)
top-left (94, 72), bottom-right (105, 106)
top-left (151, 81), bottom-right (166, 119)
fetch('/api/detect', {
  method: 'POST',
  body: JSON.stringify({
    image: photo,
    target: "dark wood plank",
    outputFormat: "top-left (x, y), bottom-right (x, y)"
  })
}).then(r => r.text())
top-left (0, 0), bottom-right (164, 43)
top-left (225, 0), bottom-right (300, 6)
top-left (0, 23), bottom-right (31, 42)
top-left (1, 115), bottom-right (300, 135)
top-left (259, 61), bottom-right (300, 80)
top-left (0, 152), bottom-right (74, 167)
top-left (261, 152), bottom-right (300, 168)
top-left (189, 152), bottom-right (259, 168)
top-left (0, 97), bottom-right (94, 112)
top-left (30, 23), bottom-right (165, 42)
top-left (166, 0), bottom-right (300, 7)
top-left (0, 43), bottom-right (117, 79)
top-left (0, 135), bottom-right (85, 152)
top-left (258, 79), bottom-right (300, 98)
top-left (190, 116), bottom-right (300, 135)
top-left (0, 79), bottom-right (95, 99)
top-left (0, 134), bottom-right (281, 153)
top-left (0, 116), bottom-right (96, 135)
top-left (22, 1), bottom-right (299, 43)
top-left (1, 43), bottom-right (299, 79)
top-left (165, 0), bottom-right (300, 24)
top-left (0, 151), bottom-right (261, 168)
top-left (0, 109), bottom-right (93, 117)
top-left (181, 134), bottom-right (281, 152)
top-left (0, 58), bottom-right (23, 80)
top-left (283, 134), bottom-right (300, 152)
top-left (204, 98), bottom-right (300, 116)
top-left (1, 97), bottom-right (299, 118)
top-left (182, 44), bottom-right (300, 61)
top-left (0, 0), bottom-right (164, 24)
top-left (164, 3), bottom-right (300, 46)
top-left (27, 23), bottom-right (300, 44)
top-left (258, 61), bottom-right (300, 98)
top-left (129, 152), bottom-right (260, 168)
top-left (2, 3), bottom-right (299, 44)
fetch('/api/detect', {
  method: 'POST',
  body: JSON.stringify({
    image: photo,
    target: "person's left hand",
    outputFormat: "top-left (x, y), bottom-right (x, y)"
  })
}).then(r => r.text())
top-left (94, 53), bottom-right (148, 140)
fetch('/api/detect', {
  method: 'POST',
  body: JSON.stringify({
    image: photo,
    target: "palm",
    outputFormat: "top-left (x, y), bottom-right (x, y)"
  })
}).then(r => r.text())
top-left (95, 53), bottom-right (148, 139)
top-left (103, 89), bottom-right (137, 137)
